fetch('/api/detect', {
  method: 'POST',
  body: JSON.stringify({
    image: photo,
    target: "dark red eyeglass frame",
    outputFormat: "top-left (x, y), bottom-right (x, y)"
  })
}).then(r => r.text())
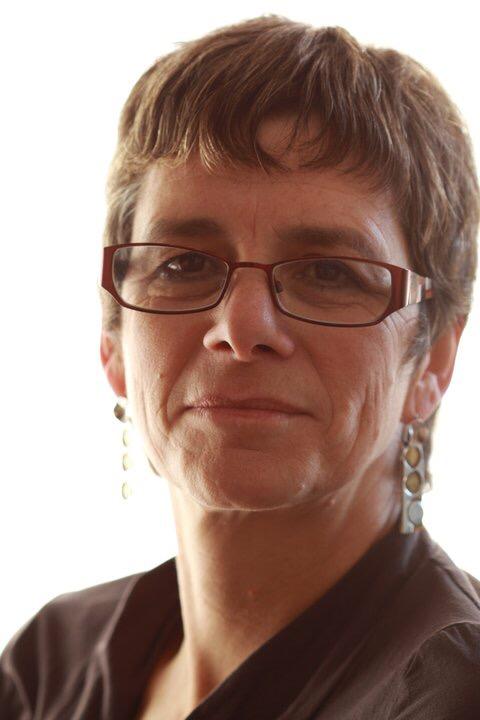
top-left (100, 243), bottom-right (434, 328)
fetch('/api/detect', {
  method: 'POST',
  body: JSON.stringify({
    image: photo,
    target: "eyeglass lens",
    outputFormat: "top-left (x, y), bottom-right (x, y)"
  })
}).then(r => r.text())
top-left (112, 245), bottom-right (392, 325)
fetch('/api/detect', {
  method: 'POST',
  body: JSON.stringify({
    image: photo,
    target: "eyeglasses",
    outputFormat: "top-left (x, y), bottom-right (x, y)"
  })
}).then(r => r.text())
top-left (100, 243), bottom-right (434, 328)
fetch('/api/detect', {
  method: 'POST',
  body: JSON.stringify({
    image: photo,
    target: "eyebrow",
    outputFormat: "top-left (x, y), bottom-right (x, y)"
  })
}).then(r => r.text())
top-left (142, 217), bottom-right (381, 260)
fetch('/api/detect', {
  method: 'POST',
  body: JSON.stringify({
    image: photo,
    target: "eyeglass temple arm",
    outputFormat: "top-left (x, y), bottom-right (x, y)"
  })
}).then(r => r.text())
top-left (403, 271), bottom-right (434, 307)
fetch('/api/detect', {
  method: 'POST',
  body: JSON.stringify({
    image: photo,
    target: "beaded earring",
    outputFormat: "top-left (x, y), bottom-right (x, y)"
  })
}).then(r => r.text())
top-left (113, 396), bottom-right (134, 499)
top-left (399, 419), bottom-right (433, 534)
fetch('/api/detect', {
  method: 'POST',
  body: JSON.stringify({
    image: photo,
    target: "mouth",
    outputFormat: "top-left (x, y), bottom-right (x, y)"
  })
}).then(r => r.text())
top-left (187, 405), bottom-right (305, 425)
top-left (191, 406), bottom-right (294, 416)
top-left (188, 395), bottom-right (305, 415)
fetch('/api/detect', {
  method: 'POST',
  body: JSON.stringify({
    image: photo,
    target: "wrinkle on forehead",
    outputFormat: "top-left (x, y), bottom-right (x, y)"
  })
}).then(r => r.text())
top-left (133, 138), bottom-right (411, 269)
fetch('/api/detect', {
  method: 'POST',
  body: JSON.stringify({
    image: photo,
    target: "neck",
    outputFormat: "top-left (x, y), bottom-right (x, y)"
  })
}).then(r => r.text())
top-left (165, 467), bottom-right (399, 710)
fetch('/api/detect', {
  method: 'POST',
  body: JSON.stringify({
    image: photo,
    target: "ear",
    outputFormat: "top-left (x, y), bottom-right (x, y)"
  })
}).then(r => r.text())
top-left (402, 316), bottom-right (466, 423)
top-left (100, 330), bottom-right (127, 399)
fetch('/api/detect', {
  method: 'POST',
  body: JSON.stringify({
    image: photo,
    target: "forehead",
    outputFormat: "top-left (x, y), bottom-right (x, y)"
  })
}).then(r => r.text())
top-left (132, 144), bottom-right (411, 267)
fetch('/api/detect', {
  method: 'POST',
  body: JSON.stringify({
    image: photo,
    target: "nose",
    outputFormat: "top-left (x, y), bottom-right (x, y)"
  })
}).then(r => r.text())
top-left (202, 265), bottom-right (295, 362)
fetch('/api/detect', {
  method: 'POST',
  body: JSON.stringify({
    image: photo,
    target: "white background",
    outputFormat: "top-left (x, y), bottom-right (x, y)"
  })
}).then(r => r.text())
top-left (1, 0), bottom-right (478, 652)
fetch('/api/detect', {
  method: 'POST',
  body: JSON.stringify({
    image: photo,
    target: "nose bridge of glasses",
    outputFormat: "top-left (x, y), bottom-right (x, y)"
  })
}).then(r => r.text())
top-left (230, 260), bottom-right (270, 271)
top-left (226, 260), bottom-right (275, 296)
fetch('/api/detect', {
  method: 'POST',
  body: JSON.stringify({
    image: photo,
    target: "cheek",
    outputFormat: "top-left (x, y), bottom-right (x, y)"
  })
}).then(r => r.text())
top-left (121, 316), bottom-right (200, 479)
top-left (122, 315), bottom-right (191, 425)
top-left (316, 323), bottom-right (403, 434)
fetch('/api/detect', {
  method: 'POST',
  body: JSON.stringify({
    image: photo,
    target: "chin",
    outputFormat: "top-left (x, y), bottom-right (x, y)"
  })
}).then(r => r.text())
top-left (178, 458), bottom-right (318, 511)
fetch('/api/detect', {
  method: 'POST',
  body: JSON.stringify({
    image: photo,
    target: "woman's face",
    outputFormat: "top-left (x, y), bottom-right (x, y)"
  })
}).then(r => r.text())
top-left (106, 121), bottom-right (421, 513)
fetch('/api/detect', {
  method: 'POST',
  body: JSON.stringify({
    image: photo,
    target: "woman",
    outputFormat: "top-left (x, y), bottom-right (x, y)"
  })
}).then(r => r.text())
top-left (2, 15), bottom-right (480, 720)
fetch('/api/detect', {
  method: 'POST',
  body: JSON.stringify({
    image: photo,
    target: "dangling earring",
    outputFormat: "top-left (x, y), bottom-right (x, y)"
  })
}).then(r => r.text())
top-left (399, 418), bottom-right (433, 534)
top-left (113, 396), bottom-right (134, 499)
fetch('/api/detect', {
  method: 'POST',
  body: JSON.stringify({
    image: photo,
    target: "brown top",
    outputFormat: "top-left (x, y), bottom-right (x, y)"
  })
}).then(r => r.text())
top-left (1, 522), bottom-right (480, 719)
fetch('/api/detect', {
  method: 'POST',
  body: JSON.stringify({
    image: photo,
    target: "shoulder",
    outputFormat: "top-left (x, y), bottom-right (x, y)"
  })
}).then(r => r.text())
top-left (417, 534), bottom-right (480, 622)
top-left (390, 622), bottom-right (480, 720)
top-left (0, 569), bottom-right (144, 719)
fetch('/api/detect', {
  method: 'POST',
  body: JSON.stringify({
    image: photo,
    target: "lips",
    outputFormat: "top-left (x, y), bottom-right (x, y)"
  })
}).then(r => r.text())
top-left (188, 395), bottom-right (304, 414)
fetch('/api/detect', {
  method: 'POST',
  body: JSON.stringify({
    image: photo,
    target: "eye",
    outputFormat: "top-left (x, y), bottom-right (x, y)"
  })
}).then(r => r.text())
top-left (155, 251), bottom-right (211, 277)
top-left (296, 259), bottom-right (358, 285)
top-left (311, 260), bottom-right (349, 281)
